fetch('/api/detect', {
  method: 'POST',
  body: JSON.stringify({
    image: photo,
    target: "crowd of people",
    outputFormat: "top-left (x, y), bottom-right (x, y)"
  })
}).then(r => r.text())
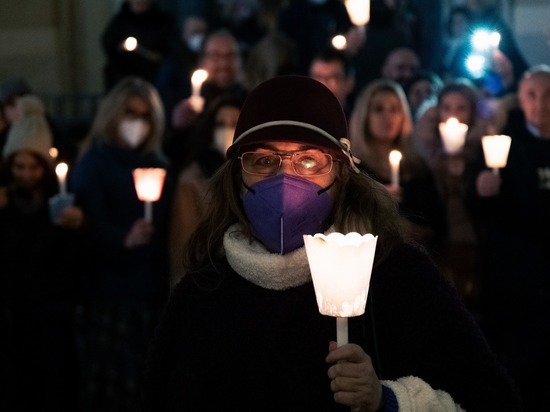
top-left (0, 0), bottom-right (548, 410)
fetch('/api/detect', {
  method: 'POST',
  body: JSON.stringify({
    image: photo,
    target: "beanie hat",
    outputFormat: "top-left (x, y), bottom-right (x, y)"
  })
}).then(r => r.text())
top-left (227, 75), bottom-right (359, 171)
top-left (2, 95), bottom-right (53, 162)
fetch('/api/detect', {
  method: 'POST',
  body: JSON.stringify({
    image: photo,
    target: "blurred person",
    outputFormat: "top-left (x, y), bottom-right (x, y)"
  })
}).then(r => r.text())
top-left (101, 0), bottom-right (177, 91)
top-left (465, 0), bottom-right (529, 88)
top-left (215, 0), bottom-right (267, 57)
top-left (405, 69), bottom-right (444, 121)
top-left (169, 94), bottom-right (244, 288)
top-left (0, 78), bottom-right (78, 164)
top-left (413, 78), bottom-right (491, 309)
top-left (380, 46), bottom-right (421, 90)
top-left (467, 65), bottom-right (550, 411)
top-left (140, 75), bottom-right (521, 412)
top-left (71, 76), bottom-right (174, 411)
top-left (155, 15), bottom-right (209, 121)
top-left (349, 78), bottom-right (447, 257)
top-left (244, 31), bottom-right (299, 92)
top-left (166, 29), bottom-right (247, 172)
top-left (436, 6), bottom-right (473, 81)
top-left (0, 96), bottom-right (88, 411)
top-left (276, 0), bottom-right (353, 75)
top-left (351, 0), bottom-right (416, 95)
top-left (309, 47), bottom-right (356, 118)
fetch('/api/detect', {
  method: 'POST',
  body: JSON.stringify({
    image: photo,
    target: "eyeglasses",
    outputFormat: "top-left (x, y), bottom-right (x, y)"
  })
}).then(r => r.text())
top-left (239, 151), bottom-right (335, 176)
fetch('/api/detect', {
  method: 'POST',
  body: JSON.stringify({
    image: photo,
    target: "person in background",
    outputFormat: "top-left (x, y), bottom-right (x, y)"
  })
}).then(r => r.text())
top-left (244, 30), bottom-right (299, 93)
top-left (405, 69), bottom-right (444, 122)
top-left (72, 76), bottom-right (174, 411)
top-left (0, 95), bottom-right (88, 411)
top-left (467, 65), bottom-right (550, 411)
top-left (101, 0), bottom-right (177, 92)
top-left (169, 94), bottom-right (244, 288)
top-left (413, 78), bottom-right (491, 310)
top-left (0, 78), bottom-right (31, 153)
top-left (276, 0), bottom-right (353, 75)
top-left (166, 29), bottom-right (248, 172)
top-left (436, 5), bottom-right (473, 81)
top-left (349, 78), bottom-right (448, 258)
top-left (0, 78), bottom-right (79, 164)
top-left (140, 75), bottom-right (521, 412)
top-left (155, 15), bottom-right (209, 122)
top-left (351, 0), bottom-right (415, 97)
top-left (380, 47), bottom-right (421, 91)
top-left (465, 0), bottom-right (529, 92)
top-left (309, 47), bottom-right (356, 118)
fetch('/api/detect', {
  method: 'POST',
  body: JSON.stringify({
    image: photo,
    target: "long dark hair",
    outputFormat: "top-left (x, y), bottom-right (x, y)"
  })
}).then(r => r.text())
top-left (182, 153), bottom-right (403, 275)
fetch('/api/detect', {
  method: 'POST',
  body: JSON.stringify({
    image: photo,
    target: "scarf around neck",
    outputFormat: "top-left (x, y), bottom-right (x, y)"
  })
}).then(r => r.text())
top-left (223, 224), bottom-right (334, 290)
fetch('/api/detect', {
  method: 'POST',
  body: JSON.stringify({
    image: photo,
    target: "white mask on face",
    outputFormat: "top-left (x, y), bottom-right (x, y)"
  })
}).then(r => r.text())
top-left (187, 33), bottom-right (205, 53)
top-left (213, 126), bottom-right (235, 155)
top-left (118, 118), bottom-right (150, 148)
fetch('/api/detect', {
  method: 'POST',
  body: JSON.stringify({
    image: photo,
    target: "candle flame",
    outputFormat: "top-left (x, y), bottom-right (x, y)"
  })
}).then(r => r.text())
top-left (191, 69), bottom-right (208, 87)
top-left (55, 162), bottom-right (68, 179)
top-left (344, 0), bottom-right (370, 26)
top-left (123, 37), bottom-right (138, 51)
top-left (389, 150), bottom-right (402, 166)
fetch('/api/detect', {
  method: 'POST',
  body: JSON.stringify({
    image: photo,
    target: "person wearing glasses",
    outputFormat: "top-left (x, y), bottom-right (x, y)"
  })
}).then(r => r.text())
top-left (140, 76), bottom-right (521, 411)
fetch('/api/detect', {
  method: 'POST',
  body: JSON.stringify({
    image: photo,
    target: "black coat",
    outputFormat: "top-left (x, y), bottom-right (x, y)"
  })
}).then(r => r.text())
top-left (141, 241), bottom-right (520, 411)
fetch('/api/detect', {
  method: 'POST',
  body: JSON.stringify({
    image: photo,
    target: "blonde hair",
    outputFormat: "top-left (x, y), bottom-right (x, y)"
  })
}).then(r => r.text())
top-left (349, 79), bottom-right (421, 178)
top-left (79, 76), bottom-right (165, 157)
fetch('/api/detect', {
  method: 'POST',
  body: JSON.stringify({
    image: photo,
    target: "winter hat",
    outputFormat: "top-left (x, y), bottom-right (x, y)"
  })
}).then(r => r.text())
top-left (3, 95), bottom-right (53, 162)
top-left (227, 75), bottom-right (359, 171)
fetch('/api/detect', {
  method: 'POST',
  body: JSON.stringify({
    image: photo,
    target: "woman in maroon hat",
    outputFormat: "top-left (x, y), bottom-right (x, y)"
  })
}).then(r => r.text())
top-left (141, 75), bottom-right (521, 411)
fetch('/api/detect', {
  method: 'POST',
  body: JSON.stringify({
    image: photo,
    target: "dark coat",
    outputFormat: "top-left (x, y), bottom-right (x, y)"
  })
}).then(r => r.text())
top-left (141, 241), bottom-right (521, 411)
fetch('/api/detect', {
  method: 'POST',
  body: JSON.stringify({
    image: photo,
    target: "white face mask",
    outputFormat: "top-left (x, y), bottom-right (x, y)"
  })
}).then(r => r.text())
top-left (187, 33), bottom-right (205, 53)
top-left (213, 126), bottom-right (235, 155)
top-left (118, 118), bottom-right (150, 148)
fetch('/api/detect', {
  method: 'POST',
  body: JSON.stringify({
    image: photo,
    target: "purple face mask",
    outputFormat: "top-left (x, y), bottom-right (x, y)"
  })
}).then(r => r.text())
top-left (242, 174), bottom-right (333, 255)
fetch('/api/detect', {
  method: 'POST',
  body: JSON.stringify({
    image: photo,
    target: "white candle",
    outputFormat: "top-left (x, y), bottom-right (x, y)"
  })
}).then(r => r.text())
top-left (482, 134), bottom-right (511, 175)
top-left (132, 168), bottom-right (167, 223)
top-left (189, 69), bottom-right (208, 112)
top-left (144, 201), bottom-right (153, 222)
top-left (191, 69), bottom-right (208, 97)
top-left (304, 232), bottom-right (377, 347)
top-left (336, 317), bottom-right (348, 347)
top-left (439, 117), bottom-right (468, 155)
top-left (55, 162), bottom-right (68, 196)
top-left (389, 150), bottom-right (402, 187)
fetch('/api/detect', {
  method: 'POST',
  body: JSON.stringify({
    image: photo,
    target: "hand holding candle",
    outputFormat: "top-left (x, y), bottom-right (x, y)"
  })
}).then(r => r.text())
top-left (389, 150), bottom-right (402, 187)
top-left (439, 117), bottom-right (468, 155)
top-left (132, 168), bottom-right (166, 222)
top-left (304, 232), bottom-right (377, 347)
top-left (481, 134), bottom-right (511, 175)
top-left (189, 69), bottom-right (208, 112)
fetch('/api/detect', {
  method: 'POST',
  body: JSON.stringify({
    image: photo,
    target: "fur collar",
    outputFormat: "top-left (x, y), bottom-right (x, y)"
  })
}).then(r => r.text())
top-left (223, 224), bottom-right (321, 290)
